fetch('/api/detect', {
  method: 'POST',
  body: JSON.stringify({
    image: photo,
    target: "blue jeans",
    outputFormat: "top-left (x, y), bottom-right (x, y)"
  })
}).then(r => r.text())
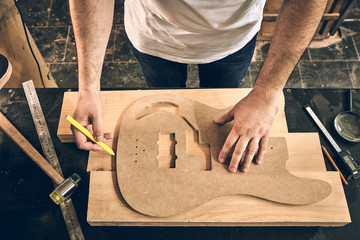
top-left (130, 34), bottom-right (257, 88)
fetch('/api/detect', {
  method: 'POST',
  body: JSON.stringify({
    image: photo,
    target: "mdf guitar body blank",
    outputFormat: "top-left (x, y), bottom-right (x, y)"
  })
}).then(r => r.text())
top-left (116, 95), bottom-right (332, 217)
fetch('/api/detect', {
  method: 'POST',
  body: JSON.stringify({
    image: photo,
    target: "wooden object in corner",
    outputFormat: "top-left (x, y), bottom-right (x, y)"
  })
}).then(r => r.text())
top-left (0, 112), bottom-right (64, 184)
top-left (259, 0), bottom-right (345, 40)
top-left (0, 0), bottom-right (57, 88)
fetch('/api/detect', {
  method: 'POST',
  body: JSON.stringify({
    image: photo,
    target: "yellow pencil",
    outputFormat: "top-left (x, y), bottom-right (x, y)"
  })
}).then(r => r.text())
top-left (65, 115), bottom-right (115, 156)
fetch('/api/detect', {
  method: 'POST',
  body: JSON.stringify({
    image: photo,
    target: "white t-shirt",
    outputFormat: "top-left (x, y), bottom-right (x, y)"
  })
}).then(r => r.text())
top-left (124, 0), bottom-right (266, 64)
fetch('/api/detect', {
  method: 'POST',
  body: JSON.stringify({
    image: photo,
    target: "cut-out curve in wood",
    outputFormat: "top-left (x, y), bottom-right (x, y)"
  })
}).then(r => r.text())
top-left (116, 95), bottom-right (332, 217)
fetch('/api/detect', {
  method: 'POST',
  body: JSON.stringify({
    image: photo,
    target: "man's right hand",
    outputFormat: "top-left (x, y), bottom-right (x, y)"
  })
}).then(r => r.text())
top-left (69, 0), bottom-right (115, 150)
top-left (72, 91), bottom-right (113, 151)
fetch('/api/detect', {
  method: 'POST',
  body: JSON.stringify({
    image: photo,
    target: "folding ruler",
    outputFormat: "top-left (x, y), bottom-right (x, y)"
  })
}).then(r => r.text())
top-left (23, 80), bottom-right (84, 240)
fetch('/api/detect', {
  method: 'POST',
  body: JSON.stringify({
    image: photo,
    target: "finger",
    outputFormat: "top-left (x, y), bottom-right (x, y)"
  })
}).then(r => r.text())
top-left (78, 141), bottom-right (103, 151)
top-left (86, 125), bottom-right (113, 141)
top-left (218, 128), bottom-right (239, 163)
top-left (215, 109), bottom-right (234, 125)
top-left (229, 136), bottom-right (249, 173)
top-left (103, 132), bottom-right (114, 141)
top-left (256, 135), bottom-right (269, 164)
top-left (86, 124), bottom-right (94, 134)
top-left (92, 114), bottom-right (104, 142)
top-left (72, 123), bottom-right (103, 151)
top-left (241, 138), bottom-right (259, 172)
top-left (72, 127), bottom-right (87, 148)
top-left (72, 127), bottom-right (102, 151)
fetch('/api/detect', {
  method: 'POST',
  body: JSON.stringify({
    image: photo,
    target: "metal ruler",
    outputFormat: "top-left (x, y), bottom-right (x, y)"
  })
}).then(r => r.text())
top-left (305, 105), bottom-right (360, 180)
top-left (22, 80), bottom-right (84, 240)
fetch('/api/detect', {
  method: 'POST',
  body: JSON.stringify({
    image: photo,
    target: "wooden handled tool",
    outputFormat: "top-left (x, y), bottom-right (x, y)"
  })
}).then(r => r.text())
top-left (0, 111), bottom-right (80, 204)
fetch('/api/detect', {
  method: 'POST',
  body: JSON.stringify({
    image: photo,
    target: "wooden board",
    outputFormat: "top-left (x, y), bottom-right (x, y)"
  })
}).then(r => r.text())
top-left (57, 89), bottom-right (288, 143)
top-left (57, 89), bottom-right (351, 226)
top-left (85, 132), bottom-right (350, 226)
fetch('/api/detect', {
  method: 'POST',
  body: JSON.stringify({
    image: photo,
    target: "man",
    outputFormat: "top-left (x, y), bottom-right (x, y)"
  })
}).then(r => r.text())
top-left (69, 0), bottom-right (326, 173)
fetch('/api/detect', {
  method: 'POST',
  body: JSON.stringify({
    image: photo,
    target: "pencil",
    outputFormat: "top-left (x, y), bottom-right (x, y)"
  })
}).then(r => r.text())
top-left (321, 146), bottom-right (347, 185)
top-left (65, 115), bottom-right (115, 156)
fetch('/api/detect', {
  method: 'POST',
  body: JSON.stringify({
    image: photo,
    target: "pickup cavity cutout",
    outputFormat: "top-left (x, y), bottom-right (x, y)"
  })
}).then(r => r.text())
top-left (157, 131), bottom-right (211, 171)
top-left (158, 133), bottom-right (177, 168)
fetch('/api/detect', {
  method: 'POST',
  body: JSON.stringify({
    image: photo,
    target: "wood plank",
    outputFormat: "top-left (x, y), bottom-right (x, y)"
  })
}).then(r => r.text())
top-left (319, 0), bottom-right (346, 38)
top-left (57, 89), bottom-right (288, 142)
top-left (264, 0), bottom-right (284, 14)
top-left (87, 171), bottom-right (350, 226)
top-left (263, 13), bottom-right (340, 21)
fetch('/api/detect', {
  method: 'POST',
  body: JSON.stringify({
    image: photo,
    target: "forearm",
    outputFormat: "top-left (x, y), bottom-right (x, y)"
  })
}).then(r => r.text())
top-left (254, 0), bottom-right (327, 98)
top-left (69, 0), bottom-right (114, 93)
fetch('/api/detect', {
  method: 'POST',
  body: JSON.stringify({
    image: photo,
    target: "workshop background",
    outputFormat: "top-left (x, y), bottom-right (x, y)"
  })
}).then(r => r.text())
top-left (14, 0), bottom-right (360, 89)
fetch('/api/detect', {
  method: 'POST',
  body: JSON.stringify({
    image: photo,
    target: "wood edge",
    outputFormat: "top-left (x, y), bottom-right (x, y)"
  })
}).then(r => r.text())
top-left (88, 221), bottom-right (350, 227)
top-left (57, 91), bottom-right (73, 142)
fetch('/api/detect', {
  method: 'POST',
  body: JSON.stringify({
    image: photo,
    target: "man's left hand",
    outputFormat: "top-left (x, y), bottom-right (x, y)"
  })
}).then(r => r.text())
top-left (215, 86), bottom-right (280, 173)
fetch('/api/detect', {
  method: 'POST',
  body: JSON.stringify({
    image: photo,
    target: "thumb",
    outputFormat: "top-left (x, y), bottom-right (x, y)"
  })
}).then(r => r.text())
top-left (92, 115), bottom-right (104, 142)
top-left (215, 109), bottom-right (234, 124)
